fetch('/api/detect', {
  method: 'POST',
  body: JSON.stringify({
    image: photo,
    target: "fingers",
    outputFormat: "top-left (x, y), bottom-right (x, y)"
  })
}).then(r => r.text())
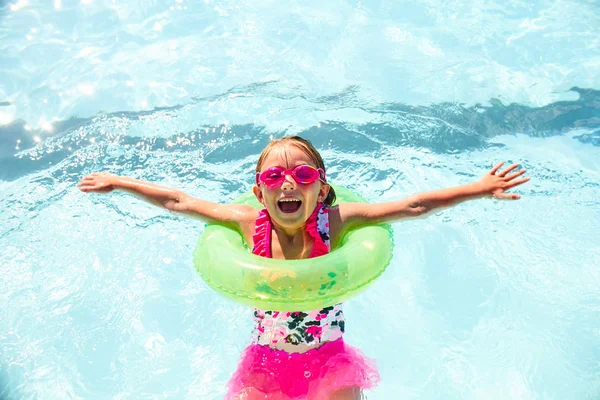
top-left (498, 163), bottom-right (519, 177)
top-left (79, 184), bottom-right (111, 193)
top-left (77, 175), bottom-right (103, 191)
top-left (504, 169), bottom-right (527, 181)
top-left (77, 176), bottom-right (96, 187)
top-left (494, 192), bottom-right (521, 200)
top-left (492, 176), bottom-right (530, 200)
top-left (77, 172), bottom-right (110, 187)
top-left (489, 162), bottom-right (504, 175)
top-left (77, 172), bottom-right (108, 182)
top-left (78, 182), bottom-right (97, 191)
top-left (504, 177), bottom-right (530, 189)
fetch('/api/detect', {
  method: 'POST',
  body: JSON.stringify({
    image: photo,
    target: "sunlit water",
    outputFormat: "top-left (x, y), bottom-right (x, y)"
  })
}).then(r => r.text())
top-left (1, 0), bottom-right (600, 399)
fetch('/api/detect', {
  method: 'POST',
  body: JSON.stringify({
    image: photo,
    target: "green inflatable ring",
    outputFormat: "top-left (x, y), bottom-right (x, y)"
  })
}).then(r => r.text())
top-left (193, 186), bottom-right (394, 311)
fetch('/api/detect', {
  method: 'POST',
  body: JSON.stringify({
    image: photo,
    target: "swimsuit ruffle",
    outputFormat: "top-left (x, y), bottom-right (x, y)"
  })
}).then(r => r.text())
top-left (305, 203), bottom-right (328, 257)
top-left (252, 203), bottom-right (327, 258)
top-left (225, 338), bottom-right (380, 400)
top-left (252, 208), bottom-right (272, 258)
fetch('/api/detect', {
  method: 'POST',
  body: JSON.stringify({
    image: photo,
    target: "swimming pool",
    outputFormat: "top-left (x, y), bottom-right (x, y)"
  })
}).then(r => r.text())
top-left (1, 0), bottom-right (599, 399)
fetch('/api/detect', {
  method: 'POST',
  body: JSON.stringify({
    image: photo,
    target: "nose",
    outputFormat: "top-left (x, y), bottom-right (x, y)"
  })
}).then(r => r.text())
top-left (280, 173), bottom-right (296, 190)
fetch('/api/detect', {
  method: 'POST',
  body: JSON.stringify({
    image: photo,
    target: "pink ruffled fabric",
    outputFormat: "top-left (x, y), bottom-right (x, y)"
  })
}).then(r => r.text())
top-left (304, 203), bottom-right (328, 258)
top-left (252, 208), bottom-right (273, 258)
top-left (252, 203), bottom-right (328, 258)
top-left (225, 338), bottom-right (380, 400)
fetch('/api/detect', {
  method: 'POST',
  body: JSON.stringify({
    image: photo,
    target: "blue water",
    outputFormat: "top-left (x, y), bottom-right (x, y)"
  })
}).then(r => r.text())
top-left (1, 0), bottom-right (600, 399)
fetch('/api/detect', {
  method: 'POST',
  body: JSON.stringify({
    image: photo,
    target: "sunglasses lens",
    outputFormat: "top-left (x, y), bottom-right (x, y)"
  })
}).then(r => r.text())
top-left (261, 168), bottom-right (284, 185)
top-left (294, 166), bottom-right (318, 183)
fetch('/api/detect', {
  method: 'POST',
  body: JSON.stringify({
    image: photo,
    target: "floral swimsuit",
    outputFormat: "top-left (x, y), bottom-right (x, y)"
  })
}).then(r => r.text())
top-left (251, 203), bottom-right (345, 351)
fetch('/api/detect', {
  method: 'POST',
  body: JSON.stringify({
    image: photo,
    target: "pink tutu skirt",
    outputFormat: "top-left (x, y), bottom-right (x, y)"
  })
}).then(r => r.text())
top-left (226, 338), bottom-right (379, 399)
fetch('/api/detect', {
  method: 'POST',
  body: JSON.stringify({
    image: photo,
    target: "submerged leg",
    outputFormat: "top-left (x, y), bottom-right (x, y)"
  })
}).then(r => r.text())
top-left (327, 386), bottom-right (363, 400)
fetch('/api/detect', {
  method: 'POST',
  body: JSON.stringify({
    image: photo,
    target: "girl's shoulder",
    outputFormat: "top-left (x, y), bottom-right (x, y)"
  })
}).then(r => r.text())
top-left (229, 204), bottom-right (259, 249)
top-left (206, 203), bottom-right (259, 226)
top-left (327, 202), bottom-right (372, 247)
top-left (227, 203), bottom-right (260, 218)
top-left (328, 202), bottom-right (365, 223)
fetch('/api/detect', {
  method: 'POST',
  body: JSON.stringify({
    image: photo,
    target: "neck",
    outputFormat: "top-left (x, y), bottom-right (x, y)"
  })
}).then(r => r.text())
top-left (270, 220), bottom-right (313, 260)
top-left (271, 220), bottom-right (308, 240)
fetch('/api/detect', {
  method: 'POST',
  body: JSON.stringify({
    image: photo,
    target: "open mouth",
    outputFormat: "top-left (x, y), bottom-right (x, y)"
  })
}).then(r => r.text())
top-left (277, 198), bottom-right (302, 214)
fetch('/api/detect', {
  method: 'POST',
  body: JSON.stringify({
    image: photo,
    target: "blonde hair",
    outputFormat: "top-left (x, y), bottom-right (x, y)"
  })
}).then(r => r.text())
top-left (256, 136), bottom-right (336, 205)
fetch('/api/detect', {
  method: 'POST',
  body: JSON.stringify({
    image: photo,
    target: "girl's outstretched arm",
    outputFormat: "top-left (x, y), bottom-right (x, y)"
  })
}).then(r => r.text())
top-left (77, 172), bottom-right (257, 226)
top-left (338, 162), bottom-right (530, 226)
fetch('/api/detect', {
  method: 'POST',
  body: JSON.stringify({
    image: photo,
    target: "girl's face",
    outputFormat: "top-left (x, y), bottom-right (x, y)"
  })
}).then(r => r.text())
top-left (253, 145), bottom-right (330, 231)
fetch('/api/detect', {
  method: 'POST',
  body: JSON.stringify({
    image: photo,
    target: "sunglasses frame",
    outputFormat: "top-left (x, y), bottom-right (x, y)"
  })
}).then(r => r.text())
top-left (255, 165), bottom-right (327, 187)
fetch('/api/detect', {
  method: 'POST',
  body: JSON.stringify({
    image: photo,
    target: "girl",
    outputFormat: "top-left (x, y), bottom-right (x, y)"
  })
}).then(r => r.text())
top-left (78, 136), bottom-right (529, 399)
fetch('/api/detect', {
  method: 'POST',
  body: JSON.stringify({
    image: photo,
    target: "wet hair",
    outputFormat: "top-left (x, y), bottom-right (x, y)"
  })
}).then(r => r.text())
top-left (255, 136), bottom-right (336, 206)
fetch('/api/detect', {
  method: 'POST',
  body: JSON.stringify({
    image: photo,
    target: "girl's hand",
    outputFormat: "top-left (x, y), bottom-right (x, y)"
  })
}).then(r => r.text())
top-left (77, 172), bottom-right (118, 193)
top-left (478, 162), bottom-right (530, 200)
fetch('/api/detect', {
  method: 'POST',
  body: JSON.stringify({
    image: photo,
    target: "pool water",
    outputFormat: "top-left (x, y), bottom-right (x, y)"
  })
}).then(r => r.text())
top-left (1, 0), bottom-right (599, 399)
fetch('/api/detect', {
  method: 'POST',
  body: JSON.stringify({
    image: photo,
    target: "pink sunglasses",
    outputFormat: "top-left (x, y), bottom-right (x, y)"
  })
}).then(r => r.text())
top-left (256, 165), bottom-right (327, 188)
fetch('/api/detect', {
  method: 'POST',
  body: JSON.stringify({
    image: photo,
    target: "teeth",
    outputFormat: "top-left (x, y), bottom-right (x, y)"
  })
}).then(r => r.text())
top-left (279, 199), bottom-right (300, 202)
